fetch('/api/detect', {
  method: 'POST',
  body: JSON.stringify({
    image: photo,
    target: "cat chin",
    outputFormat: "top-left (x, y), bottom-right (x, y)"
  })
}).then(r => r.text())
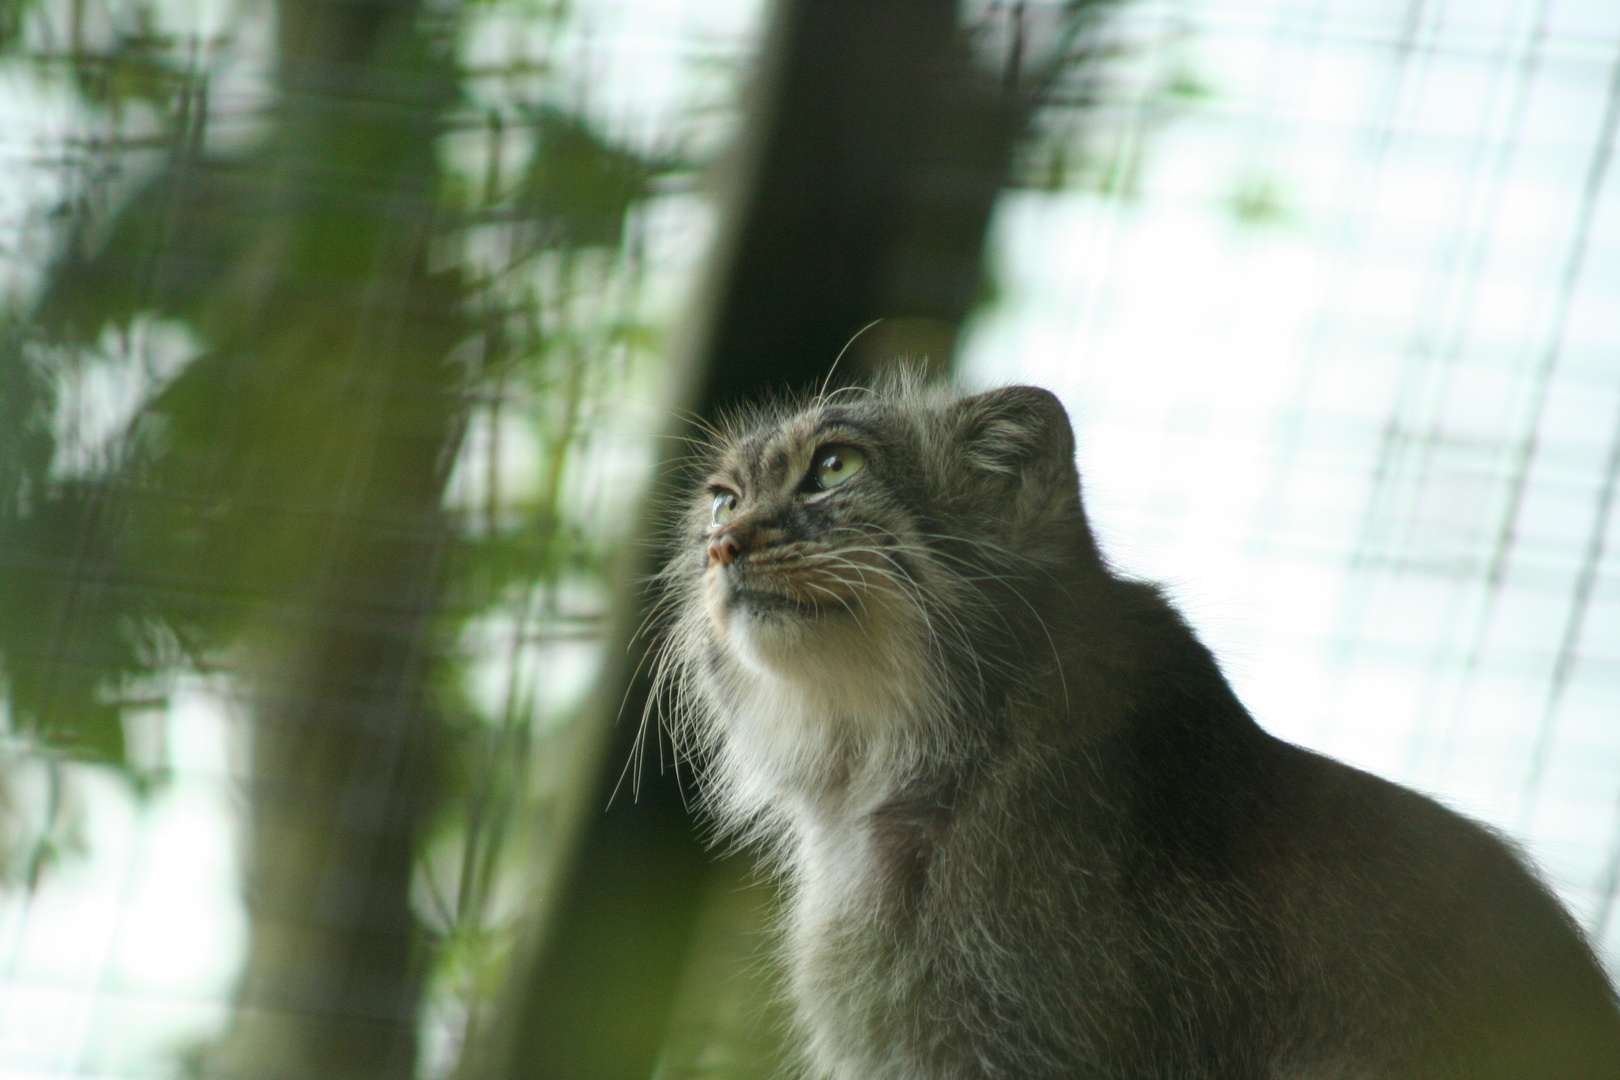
top-left (721, 600), bottom-right (868, 684)
top-left (705, 573), bottom-right (843, 672)
top-left (711, 588), bottom-right (926, 715)
top-left (708, 609), bottom-right (936, 800)
top-left (701, 565), bottom-right (937, 736)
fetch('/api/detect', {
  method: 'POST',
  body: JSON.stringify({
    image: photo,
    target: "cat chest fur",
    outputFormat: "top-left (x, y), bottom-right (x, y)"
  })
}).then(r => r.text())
top-left (785, 782), bottom-right (995, 1080)
top-left (780, 753), bottom-right (1152, 1080)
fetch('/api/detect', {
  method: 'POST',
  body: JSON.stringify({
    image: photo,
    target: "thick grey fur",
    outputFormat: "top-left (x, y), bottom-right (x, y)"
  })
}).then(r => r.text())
top-left (652, 376), bottom-right (1620, 1079)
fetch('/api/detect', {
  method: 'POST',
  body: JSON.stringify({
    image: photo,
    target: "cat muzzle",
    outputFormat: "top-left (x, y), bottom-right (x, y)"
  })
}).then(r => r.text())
top-left (709, 531), bottom-right (742, 566)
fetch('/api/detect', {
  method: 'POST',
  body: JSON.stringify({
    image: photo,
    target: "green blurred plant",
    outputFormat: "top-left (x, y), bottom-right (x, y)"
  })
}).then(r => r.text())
top-left (0, 0), bottom-right (689, 1073)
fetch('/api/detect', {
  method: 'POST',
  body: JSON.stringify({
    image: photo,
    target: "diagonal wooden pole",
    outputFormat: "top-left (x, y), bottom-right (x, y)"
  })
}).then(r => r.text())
top-left (464, 2), bottom-right (1047, 1075)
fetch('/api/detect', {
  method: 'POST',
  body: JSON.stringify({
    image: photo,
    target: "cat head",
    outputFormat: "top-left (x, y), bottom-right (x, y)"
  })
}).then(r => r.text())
top-left (655, 378), bottom-right (1101, 804)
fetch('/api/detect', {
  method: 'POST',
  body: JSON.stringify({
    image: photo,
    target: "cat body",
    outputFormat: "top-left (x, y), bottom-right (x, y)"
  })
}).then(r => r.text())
top-left (657, 380), bottom-right (1620, 1079)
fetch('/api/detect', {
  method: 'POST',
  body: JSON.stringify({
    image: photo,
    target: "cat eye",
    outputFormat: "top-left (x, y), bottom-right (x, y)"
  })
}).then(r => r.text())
top-left (811, 446), bottom-right (865, 491)
top-left (711, 490), bottom-right (739, 527)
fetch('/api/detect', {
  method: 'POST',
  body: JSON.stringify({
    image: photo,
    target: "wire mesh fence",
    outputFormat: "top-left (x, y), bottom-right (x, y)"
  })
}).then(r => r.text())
top-left (963, 0), bottom-right (1620, 974)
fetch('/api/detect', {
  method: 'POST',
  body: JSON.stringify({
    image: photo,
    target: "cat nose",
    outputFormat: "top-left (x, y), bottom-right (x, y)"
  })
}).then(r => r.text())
top-left (708, 531), bottom-right (743, 567)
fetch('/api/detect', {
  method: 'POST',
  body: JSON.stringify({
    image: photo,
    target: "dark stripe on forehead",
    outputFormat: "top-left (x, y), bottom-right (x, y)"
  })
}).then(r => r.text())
top-left (812, 414), bottom-right (887, 445)
top-left (762, 441), bottom-right (797, 481)
top-left (721, 404), bottom-right (898, 492)
top-left (722, 425), bottom-right (785, 488)
top-left (749, 410), bottom-right (824, 486)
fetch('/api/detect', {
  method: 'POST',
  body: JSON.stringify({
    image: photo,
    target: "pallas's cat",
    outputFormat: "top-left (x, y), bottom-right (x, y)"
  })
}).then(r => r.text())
top-left (656, 379), bottom-right (1620, 1079)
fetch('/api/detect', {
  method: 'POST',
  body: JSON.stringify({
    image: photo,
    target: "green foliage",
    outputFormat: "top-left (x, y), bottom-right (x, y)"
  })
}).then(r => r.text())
top-left (0, 0), bottom-right (671, 777)
top-left (0, 12), bottom-right (688, 1070)
top-left (0, 0), bottom-right (27, 50)
top-left (1228, 173), bottom-right (1294, 228)
top-left (516, 105), bottom-right (657, 251)
top-left (1163, 64), bottom-right (1210, 102)
top-left (0, 480), bottom-right (139, 763)
top-left (0, 323), bottom-right (56, 508)
top-left (33, 157), bottom-right (265, 346)
top-left (998, 7), bottom-right (1210, 199)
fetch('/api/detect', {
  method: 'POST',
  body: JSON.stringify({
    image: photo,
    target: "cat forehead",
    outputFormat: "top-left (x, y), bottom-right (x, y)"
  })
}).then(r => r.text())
top-left (715, 405), bottom-right (881, 484)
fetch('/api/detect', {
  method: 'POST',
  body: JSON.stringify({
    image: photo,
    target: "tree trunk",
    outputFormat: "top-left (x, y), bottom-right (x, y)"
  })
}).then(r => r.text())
top-left (461, 2), bottom-right (1029, 1077)
top-left (199, 2), bottom-right (463, 1076)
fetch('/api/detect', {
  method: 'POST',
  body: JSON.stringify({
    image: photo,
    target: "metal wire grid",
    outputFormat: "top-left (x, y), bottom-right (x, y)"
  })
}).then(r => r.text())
top-left (963, 0), bottom-right (1620, 972)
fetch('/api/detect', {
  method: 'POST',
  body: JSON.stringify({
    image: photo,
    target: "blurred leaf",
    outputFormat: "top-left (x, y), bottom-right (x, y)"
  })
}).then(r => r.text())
top-left (450, 529), bottom-right (566, 609)
top-left (0, 324), bottom-right (57, 509)
top-left (1164, 64), bottom-right (1210, 101)
top-left (0, 0), bottom-right (25, 50)
top-left (2, 57), bottom-right (672, 792)
top-left (34, 156), bottom-right (266, 346)
top-left (0, 481), bottom-right (142, 763)
top-left (512, 106), bottom-right (657, 252)
top-left (1228, 173), bottom-right (1293, 228)
top-left (67, 34), bottom-right (191, 110)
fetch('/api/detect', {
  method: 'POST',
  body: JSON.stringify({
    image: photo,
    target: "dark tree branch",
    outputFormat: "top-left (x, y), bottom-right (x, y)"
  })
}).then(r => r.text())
top-left (461, 1), bottom-right (1064, 1076)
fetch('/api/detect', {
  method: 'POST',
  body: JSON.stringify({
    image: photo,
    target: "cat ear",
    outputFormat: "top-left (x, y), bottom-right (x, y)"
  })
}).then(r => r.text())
top-left (946, 386), bottom-right (1092, 555)
top-left (944, 386), bottom-right (1099, 561)
top-left (948, 385), bottom-right (1078, 490)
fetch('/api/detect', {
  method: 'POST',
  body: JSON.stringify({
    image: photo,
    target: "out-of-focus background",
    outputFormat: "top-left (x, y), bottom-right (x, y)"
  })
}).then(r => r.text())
top-left (0, 0), bottom-right (1615, 1077)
